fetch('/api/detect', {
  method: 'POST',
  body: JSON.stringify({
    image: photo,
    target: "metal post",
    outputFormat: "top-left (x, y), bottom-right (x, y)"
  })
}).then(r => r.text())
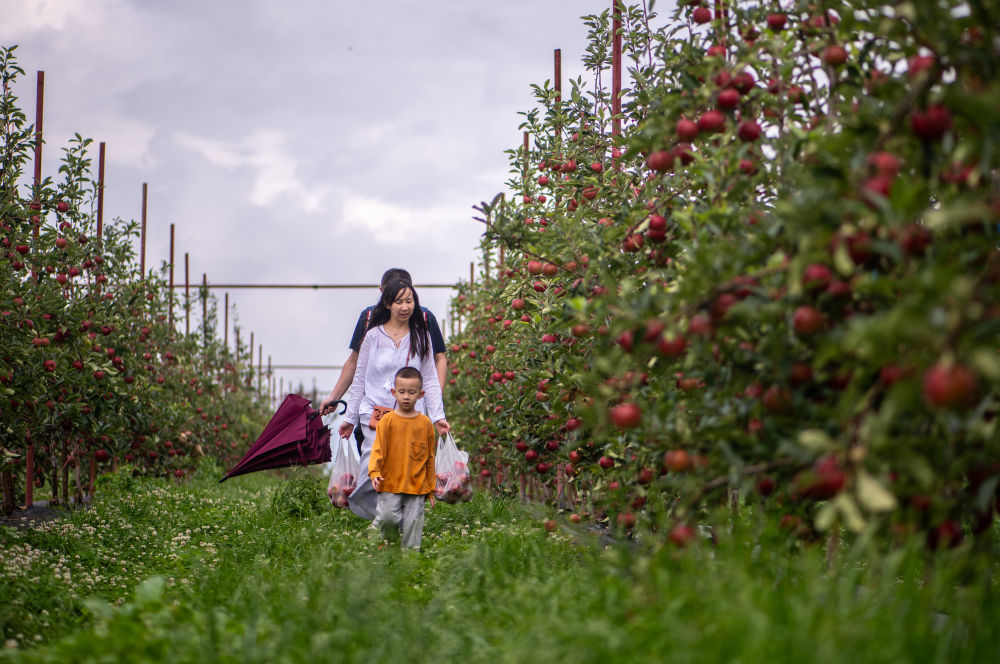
top-left (470, 261), bottom-right (474, 292)
top-left (612, 0), bottom-right (622, 138)
top-left (554, 49), bottom-right (562, 133)
top-left (224, 293), bottom-right (229, 348)
top-left (96, 142), bottom-right (105, 245)
top-left (202, 273), bottom-right (208, 343)
top-left (258, 343), bottom-right (262, 390)
top-left (184, 252), bottom-right (190, 336)
top-left (523, 130), bottom-right (530, 191)
top-left (168, 223), bottom-right (175, 332)
top-left (31, 71), bottom-right (44, 243)
top-left (140, 183), bottom-right (148, 280)
top-left (26, 71), bottom-right (43, 505)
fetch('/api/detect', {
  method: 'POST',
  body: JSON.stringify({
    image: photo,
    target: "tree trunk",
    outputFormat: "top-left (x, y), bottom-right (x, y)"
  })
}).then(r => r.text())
top-left (0, 469), bottom-right (14, 515)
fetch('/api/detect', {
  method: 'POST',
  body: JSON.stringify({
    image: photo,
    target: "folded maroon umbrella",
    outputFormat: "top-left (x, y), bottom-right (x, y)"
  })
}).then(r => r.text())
top-left (220, 394), bottom-right (344, 482)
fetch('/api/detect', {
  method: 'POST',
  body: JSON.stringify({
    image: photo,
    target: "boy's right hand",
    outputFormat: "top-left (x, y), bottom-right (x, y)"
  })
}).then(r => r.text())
top-left (371, 476), bottom-right (383, 491)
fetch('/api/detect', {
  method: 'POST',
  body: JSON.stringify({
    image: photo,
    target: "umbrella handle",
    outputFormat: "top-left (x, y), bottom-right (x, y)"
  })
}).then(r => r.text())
top-left (311, 400), bottom-right (347, 419)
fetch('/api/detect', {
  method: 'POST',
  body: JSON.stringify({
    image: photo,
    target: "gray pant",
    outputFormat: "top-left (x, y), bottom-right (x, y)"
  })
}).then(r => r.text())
top-left (348, 423), bottom-right (378, 520)
top-left (374, 492), bottom-right (426, 550)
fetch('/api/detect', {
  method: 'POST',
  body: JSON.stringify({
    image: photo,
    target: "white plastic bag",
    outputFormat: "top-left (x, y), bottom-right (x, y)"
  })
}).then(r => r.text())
top-left (435, 433), bottom-right (472, 503)
top-left (328, 437), bottom-right (359, 509)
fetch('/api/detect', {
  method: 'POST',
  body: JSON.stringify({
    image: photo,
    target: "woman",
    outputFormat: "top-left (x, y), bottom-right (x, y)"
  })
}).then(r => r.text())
top-left (339, 279), bottom-right (450, 520)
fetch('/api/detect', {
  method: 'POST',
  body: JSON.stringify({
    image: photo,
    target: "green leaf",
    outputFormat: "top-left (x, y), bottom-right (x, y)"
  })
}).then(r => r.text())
top-left (856, 470), bottom-right (898, 513)
top-left (797, 429), bottom-right (836, 453)
top-left (834, 493), bottom-right (867, 532)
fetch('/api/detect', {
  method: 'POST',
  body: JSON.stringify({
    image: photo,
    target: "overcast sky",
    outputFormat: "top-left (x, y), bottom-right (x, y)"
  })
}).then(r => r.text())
top-left (2, 0), bottom-right (666, 406)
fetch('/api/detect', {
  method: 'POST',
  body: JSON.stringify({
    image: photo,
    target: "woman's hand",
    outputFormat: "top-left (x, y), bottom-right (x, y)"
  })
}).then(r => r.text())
top-left (338, 422), bottom-right (355, 440)
top-left (434, 419), bottom-right (450, 437)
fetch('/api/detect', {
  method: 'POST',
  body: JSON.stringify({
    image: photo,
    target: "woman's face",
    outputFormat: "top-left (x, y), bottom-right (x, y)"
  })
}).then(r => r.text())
top-left (389, 287), bottom-right (414, 323)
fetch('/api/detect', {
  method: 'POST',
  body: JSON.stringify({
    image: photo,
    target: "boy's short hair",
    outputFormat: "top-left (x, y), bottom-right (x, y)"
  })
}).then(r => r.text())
top-left (381, 268), bottom-right (412, 288)
top-left (395, 366), bottom-right (422, 387)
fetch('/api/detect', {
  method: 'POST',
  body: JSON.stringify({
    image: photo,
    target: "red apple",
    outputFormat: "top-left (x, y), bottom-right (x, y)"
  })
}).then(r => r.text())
top-left (910, 105), bottom-right (952, 142)
top-left (822, 44), bottom-right (848, 67)
top-left (610, 402), bottom-right (642, 429)
top-left (717, 88), bottom-right (741, 109)
top-left (922, 362), bottom-right (978, 409)
top-left (692, 6), bottom-right (712, 23)
top-left (766, 13), bottom-right (787, 31)
top-left (647, 150), bottom-right (673, 172)
top-left (670, 523), bottom-right (696, 547)
top-left (698, 110), bottom-right (726, 133)
top-left (676, 118), bottom-right (699, 141)
top-left (737, 120), bottom-right (762, 142)
top-left (663, 449), bottom-right (691, 473)
top-left (793, 306), bottom-right (825, 336)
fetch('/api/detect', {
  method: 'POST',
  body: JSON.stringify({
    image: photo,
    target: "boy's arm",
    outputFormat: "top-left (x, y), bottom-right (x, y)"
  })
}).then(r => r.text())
top-left (369, 416), bottom-right (388, 489)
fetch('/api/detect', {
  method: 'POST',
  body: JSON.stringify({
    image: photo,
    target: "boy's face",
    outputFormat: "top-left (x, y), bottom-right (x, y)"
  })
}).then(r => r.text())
top-left (392, 376), bottom-right (424, 411)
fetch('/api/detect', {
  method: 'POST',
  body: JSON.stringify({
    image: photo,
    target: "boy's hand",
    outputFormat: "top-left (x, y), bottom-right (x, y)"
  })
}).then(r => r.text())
top-left (371, 476), bottom-right (383, 491)
top-left (338, 422), bottom-right (355, 440)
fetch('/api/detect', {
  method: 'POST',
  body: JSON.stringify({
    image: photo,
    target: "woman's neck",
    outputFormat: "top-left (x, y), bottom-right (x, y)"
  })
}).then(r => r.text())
top-left (384, 318), bottom-right (408, 334)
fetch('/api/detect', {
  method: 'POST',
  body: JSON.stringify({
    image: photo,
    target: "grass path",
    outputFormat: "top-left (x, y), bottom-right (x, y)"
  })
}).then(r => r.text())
top-left (2, 462), bottom-right (998, 663)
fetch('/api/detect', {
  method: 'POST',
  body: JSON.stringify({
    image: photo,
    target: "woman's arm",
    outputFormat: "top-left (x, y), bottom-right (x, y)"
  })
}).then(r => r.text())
top-left (321, 350), bottom-right (358, 413)
top-left (418, 335), bottom-right (446, 425)
top-left (343, 330), bottom-right (374, 427)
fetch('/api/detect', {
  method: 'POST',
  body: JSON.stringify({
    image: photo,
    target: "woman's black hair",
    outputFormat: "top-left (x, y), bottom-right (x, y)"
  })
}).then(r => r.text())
top-left (367, 278), bottom-right (429, 360)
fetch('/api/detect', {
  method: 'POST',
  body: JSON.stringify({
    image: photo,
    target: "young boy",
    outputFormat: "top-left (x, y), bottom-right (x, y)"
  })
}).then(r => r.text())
top-left (369, 366), bottom-right (437, 550)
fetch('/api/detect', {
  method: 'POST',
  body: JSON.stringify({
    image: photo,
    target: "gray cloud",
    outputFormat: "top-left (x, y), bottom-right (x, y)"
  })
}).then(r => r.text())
top-left (2, 0), bottom-right (639, 400)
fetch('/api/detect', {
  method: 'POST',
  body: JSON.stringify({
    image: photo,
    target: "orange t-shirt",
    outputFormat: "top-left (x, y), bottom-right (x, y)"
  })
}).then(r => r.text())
top-left (369, 410), bottom-right (436, 495)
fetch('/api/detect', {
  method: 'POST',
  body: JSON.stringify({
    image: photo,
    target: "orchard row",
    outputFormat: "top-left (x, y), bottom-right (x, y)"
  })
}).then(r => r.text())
top-left (444, 1), bottom-right (999, 548)
top-left (0, 47), bottom-right (272, 512)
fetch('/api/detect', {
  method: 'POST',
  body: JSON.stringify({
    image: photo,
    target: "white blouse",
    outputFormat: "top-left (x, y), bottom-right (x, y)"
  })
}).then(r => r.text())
top-left (343, 325), bottom-right (446, 427)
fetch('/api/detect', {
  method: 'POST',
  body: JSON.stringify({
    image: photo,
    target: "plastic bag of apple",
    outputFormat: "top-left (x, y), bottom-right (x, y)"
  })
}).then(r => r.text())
top-left (435, 433), bottom-right (472, 504)
top-left (328, 437), bottom-right (359, 509)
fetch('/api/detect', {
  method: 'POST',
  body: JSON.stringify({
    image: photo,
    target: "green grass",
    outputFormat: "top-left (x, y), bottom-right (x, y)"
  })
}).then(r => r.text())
top-left (1, 460), bottom-right (998, 663)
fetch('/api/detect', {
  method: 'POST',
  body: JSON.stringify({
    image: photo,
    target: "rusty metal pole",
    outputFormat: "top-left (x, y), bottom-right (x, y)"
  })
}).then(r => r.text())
top-left (140, 183), bottom-right (147, 280)
top-left (612, 0), bottom-right (622, 139)
top-left (31, 71), bottom-right (44, 243)
top-left (224, 293), bottom-right (229, 348)
top-left (554, 49), bottom-right (562, 134)
top-left (96, 142), bottom-right (105, 244)
top-left (24, 72), bottom-right (44, 507)
top-left (202, 273), bottom-right (208, 344)
top-left (168, 223), bottom-right (175, 332)
top-left (523, 130), bottom-right (530, 196)
top-left (184, 252), bottom-right (190, 336)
